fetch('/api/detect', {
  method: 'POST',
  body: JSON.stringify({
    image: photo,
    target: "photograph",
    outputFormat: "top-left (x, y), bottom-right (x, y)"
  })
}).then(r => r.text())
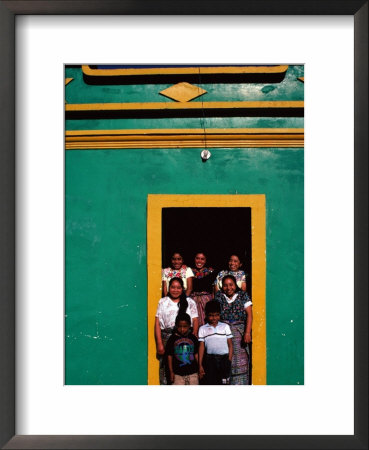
top-left (65, 64), bottom-right (304, 386)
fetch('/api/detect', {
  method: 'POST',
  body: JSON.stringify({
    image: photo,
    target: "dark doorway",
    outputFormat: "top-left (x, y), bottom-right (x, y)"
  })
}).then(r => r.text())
top-left (162, 207), bottom-right (252, 297)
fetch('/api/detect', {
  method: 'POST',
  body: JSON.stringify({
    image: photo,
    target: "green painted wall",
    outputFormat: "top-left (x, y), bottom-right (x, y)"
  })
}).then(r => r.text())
top-left (65, 146), bottom-right (303, 385)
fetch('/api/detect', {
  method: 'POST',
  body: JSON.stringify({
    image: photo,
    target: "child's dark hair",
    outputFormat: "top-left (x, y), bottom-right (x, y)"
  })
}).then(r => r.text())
top-left (221, 274), bottom-right (240, 292)
top-left (169, 250), bottom-right (184, 263)
top-left (166, 250), bottom-right (185, 269)
top-left (205, 300), bottom-right (221, 315)
top-left (228, 253), bottom-right (244, 266)
top-left (175, 312), bottom-right (191, 326)
top-left (168, 277), bottom-right (188, 315)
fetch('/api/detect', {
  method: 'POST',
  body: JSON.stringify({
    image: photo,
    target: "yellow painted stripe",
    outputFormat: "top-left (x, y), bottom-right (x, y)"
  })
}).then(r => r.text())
top-left (65, 128), bottom-right (304, 149)
top-left (66, 100), bottom-right (303, 113)
top-left (147, 194), bottom-right (266, 385)
top-left (66, 128), bottom-right (304, 136)
top-left (66, 141), bottom-right (303, 149)
top-left (67, 135), bottom-right (302, 141)
top-left (82, 65), bottom-right (288, 77)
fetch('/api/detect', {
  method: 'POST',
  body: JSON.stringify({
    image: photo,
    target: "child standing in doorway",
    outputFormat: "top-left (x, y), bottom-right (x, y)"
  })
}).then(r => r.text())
top-left (162, 251), bottom-right (194, 297)
top-left (155, 277), bottom-right (198, 384)
top-left (190, 252), bottom-right (216, 327)
top-left (166, 313), bottom-right (199, 385)
top-left (198, 300), bottom-right (233, 385)
top-left (214, 254), bottom-right (247, 293)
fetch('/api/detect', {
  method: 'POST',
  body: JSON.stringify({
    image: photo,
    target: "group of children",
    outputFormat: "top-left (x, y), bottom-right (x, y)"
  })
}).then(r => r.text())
top-left (155, 251), bottom-right (253, 385)
top-left (166, 301), bottom-right (233, 385)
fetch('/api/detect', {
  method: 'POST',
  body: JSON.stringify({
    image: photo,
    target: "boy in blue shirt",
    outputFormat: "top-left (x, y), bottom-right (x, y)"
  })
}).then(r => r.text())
top-left (166, 313), bottom-right (199, 385)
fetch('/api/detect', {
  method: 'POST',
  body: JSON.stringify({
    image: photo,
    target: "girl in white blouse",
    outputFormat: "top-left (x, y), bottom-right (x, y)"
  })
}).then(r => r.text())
top-left (155, 277), bottom-right (199, 384)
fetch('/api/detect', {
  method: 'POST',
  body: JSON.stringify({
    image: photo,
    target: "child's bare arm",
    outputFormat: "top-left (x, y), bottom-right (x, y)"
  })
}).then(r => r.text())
top-left (192, 317), bottom-right (199, 337)
top-left (167, 355), bottom-right (175, 383)
top-left (154, 317), bottom-right (165, 355)
top-left (198, 342), bottom-right (205, 379)
top-left (244, 305), bottom-right (253, 343)
top-left (227, 338), bottom-right (233, 361)
top-left (185, 277), bottom-right (193, 296)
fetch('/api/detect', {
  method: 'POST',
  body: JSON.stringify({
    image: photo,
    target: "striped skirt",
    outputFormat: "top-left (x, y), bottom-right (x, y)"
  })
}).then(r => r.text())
top-left (159, 328), bottom-right (173, 385)
top-left (227, 321), bottom-right (250, 385)
top-left (191, 291), bottom-right (213, 327)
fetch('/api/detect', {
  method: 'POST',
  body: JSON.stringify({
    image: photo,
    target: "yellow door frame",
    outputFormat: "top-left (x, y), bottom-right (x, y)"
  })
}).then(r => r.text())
top-left (147, 194), bottom-right (266, 385)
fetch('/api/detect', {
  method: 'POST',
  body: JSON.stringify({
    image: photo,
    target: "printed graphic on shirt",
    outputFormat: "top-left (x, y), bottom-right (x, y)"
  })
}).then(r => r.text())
top-left (174, 338), bottom-right (195, 367)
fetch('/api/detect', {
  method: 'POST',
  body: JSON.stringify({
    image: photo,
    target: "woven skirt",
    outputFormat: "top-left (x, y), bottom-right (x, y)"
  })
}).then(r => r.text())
top-left (227, 322), bottom-right (250, 385)
top-left (158, 328), bottom-right (173, 385)
top-left (191, 291), bottom-right (213, 327)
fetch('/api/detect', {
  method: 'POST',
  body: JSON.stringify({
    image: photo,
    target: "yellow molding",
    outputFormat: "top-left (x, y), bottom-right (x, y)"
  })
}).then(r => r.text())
top-left (147, 194), bottom-right (266, 385)
top-left (66, 141), bottom-right (303, 149)
top-left (82, 64), bottom-right (288, 77)
top-left (67, 135), bottom-right (302, 141)
top-left (66, 100), bottom-right (304, 113)
top-left (66, 128), bottom-right (304, 136)
top-left (65, 128), bottom-right (304, 149)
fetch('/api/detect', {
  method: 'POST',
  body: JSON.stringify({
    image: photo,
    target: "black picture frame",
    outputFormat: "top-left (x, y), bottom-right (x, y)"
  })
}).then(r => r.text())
top-left (0, 1), bottom-right (367, 449)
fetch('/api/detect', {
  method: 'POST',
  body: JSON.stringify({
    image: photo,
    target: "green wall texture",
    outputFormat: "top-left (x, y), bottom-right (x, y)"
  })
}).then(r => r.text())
top-left (65, 65), bottom-right (304, 385)
top-left (65, 147), bottom-right (304, 385)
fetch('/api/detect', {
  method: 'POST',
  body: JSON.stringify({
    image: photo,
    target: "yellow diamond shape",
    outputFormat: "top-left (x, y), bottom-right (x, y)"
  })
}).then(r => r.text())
top-left (160, 82), bottom-right (207, 102)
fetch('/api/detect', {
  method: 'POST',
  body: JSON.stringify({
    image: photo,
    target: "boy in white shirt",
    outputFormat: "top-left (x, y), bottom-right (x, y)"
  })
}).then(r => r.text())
top-left (198, 300), bottom-right (233, 384)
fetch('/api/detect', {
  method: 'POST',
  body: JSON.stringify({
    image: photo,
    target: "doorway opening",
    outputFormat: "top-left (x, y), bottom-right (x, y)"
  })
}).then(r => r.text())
top-left (162, 207), bottom-right (252, 297)
top-left (147, 194), bottom-right (266, 385)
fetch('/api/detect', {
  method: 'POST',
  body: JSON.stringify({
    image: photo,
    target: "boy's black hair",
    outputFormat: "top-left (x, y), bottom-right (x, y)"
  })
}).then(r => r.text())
top-left (205, 300), bottom-right (221, 315)
top-left (175, 312), bottom-right (191, 326)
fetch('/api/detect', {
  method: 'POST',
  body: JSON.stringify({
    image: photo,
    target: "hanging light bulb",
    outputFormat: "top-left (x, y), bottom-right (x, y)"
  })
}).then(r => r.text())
top-left (201, 149), bottom-right (211, 162)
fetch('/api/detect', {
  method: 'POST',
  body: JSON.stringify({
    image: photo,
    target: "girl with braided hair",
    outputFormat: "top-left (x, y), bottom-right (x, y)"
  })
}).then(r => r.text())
top-left (155, 277), bottom-right (198, 384)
